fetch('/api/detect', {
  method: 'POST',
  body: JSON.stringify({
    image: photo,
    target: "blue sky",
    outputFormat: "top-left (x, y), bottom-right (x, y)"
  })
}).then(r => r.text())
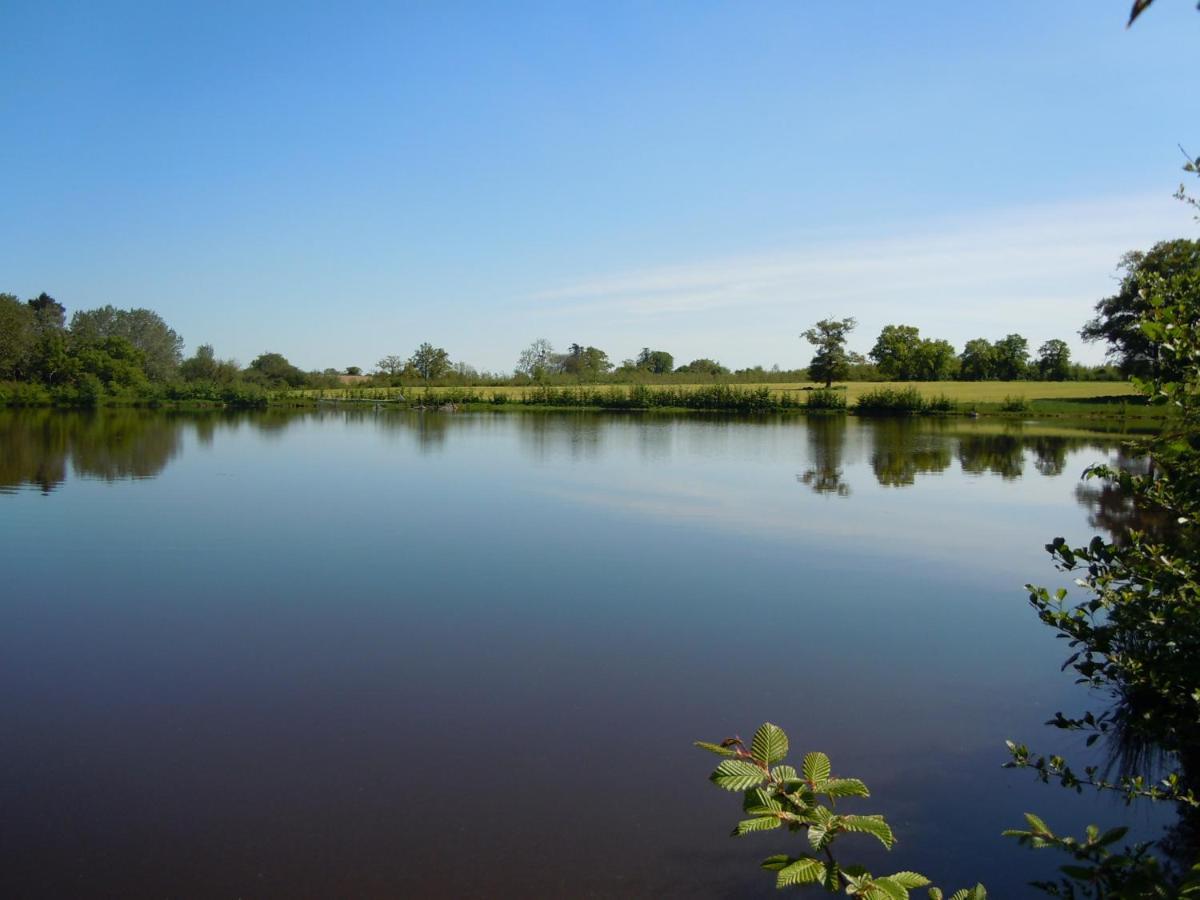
top-left (1, 1), bottom-right (1196, 372)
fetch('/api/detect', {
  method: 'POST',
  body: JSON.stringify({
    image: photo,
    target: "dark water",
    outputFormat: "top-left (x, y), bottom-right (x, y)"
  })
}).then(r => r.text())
top-left (0, 409), bottom-right (1167, 897)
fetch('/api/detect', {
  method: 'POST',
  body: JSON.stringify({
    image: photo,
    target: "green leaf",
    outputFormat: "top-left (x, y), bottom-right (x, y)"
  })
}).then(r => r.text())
top-left (771, 764), bottom-right (799, 783)
top-left (843, 815), bottom-right (896, 850)
top-left (802, 751), bottom-right (832, 784)
top-left (872, 879), bottom-right (910, 900)
top-left (1022, 812), bottom-right (1050, 835)
top-left (928, 890), bottom-right (943, 900)
top-left (887, 872), bottom-right (931, 889)
top-left (807, 823), bottom-right (830, 853)
top-left (710, 759), bottom-right (766, 791)
top-left (949, 886), bottom-right (986, 900)
top-left (822, 778), bottom-right (870, 798)
top-left (776, 857), bottom-right (827, 888)
top-left (733, 816), bottom-right (782, 836)
top-left (760, 854), bottom-right (791, 872)
top-left (694, 740), bottom-right (738, 758)
top-left (743, 787), bottom-right (782, 815)
top-left (751, 722), bottom-right (789, 765)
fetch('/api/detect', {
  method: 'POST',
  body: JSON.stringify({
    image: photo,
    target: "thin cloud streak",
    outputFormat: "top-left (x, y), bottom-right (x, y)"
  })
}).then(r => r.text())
top-left (530, 194), bottom-right (1190, 326)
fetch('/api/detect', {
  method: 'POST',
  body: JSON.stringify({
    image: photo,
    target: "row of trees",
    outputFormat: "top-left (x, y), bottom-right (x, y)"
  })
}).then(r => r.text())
top-left (0, 293), bottom-right (186, 400)
top-left (508, 341), bottom-right (730, 381)
top-left (0, 292), bottom-right (385, 401)
top-left (802, 238), bottom-right (1200, 387)
top-left (803, 318), bottom-right (1075, 387)
top-left (9, 239), bottom-right (1194, 401)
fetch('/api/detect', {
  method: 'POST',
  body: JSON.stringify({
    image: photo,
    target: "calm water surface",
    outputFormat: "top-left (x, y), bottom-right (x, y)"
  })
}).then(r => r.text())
top-left (0, 409), bottom-right (1164, 897)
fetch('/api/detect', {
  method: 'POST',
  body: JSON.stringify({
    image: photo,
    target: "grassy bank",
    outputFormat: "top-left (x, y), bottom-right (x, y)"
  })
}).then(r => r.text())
top-left (291, 380), bottom-right (1154, 420)
top-left (1, 379), bottom-right (1157, 423)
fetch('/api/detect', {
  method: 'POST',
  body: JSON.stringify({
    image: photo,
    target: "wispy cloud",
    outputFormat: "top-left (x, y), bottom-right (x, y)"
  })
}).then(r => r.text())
top-left (528, 194), bottom-right (1193, 359)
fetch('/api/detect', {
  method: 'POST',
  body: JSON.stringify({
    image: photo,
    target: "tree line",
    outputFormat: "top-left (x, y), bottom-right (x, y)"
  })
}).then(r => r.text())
top-left (2, 237), bottom-right (1193, 405)
top-left (802, 319), bottom-right (1076, 387)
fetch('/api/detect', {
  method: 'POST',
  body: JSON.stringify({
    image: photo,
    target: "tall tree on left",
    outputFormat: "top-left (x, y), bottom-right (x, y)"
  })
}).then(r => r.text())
top-left (0, 294), bottom-right (37, 379)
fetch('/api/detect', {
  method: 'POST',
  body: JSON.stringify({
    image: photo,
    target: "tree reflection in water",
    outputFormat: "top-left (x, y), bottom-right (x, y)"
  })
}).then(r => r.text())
top-left (0, 409), bottom-right (182, 493)
top-left (797, 415), bottom-right (850, 496)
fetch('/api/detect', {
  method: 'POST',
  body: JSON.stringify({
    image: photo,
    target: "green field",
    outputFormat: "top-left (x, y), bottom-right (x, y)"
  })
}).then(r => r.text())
top-left (298, 380), bottom-right (1140, 405)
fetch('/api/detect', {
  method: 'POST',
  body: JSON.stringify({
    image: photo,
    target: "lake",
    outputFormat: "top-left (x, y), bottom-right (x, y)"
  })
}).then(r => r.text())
top-left (0, 408), bottom-right (1166, 897)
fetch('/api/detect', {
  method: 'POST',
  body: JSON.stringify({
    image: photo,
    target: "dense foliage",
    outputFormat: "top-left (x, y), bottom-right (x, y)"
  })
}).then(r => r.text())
top-left (1081, 239), bottom-right (1200, 381)
top-left (1002, 241), bottom-right (1200, 893)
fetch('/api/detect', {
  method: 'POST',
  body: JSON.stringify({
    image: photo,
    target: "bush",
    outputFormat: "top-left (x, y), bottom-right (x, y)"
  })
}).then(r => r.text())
top-left (805, 388), bottom-right (847, 411)
top-left (0, 381), bottom-right (52, 406)
top-left (999, 395), bottom-right (1028, 412)
top-left (855, 386), bottom-right (925, 413)
top-left (925, 393), bottom-right (957, 413)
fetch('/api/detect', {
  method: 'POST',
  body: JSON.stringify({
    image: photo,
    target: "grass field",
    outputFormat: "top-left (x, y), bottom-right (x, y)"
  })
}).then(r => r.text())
top-left (298, 380), bottom-right (1141, 405)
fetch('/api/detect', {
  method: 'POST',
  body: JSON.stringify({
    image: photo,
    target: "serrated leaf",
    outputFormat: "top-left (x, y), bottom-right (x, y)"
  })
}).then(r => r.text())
top-left (1022, 812), bottom-right (1050, 835)
top-left (776, 857), bottom-right (826, 888)
top-left (751, 722), bottom-right (789, 765)
top-left (872, 880), bottom-right (910, 900)
top-left (744, 787), bottom-right (782, 815)
top-left (928, 890), bottom-right (943, 900)
top-left (771, 764), bottom-right (799, 783)
top-left (822, 778), bottom-right (870, 798)
top-left (887, 872), bottom-right (931, 889)
top-left (824, 861), bottom-right (841, 892)
top-left (807, 823), bottom-right (829, 853)
top-left (802, 751), bottom-right (831, 784)
top-left (733, 816), bottom-right (782, 836)
top-left (810, 805), bottom-right (836, 825)
top-left (949, 886), bottom-right (986, 900)
top-left (760, 854), bottom-right (791, 872)
top-left (694, 740), bottom-right (738, 758)
top-left (710, 759), bottom-right (766, 791)
top-left (843, 814), bottom-right (895, 849)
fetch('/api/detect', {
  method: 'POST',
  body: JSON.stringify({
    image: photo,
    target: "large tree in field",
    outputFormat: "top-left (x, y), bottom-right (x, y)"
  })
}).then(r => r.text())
top-left (675, 357), bottom-right (729, 377)
top-left (1036, 339), bottom-right (1071, 381)
top-left (377, 354), bottom-right (406, 376)
top-left (1081, 239), bottom-right (1200, 380)
top-left (912, 338), bottom-right (957, 381)
top-left (958, 338), bottom-right (995, 381)
top-left (869, 324), bottom-right (922, 380)
top-left (515, 338), bottom-right (556, 378)
top-left (802, 317), bottom-right (856, 387)
top-left (636, 347), bottom-right (674, 374)
top-left (248, 352), bottom-right (308, 387)
top-left (560, 344), bottom-right (612, 380)
top-left (991, 333), bottom-right (1029, 380)
top-left (410, 342), bottom-right (450, 382)
top-left (69, 305), bottom-right (184, 381)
